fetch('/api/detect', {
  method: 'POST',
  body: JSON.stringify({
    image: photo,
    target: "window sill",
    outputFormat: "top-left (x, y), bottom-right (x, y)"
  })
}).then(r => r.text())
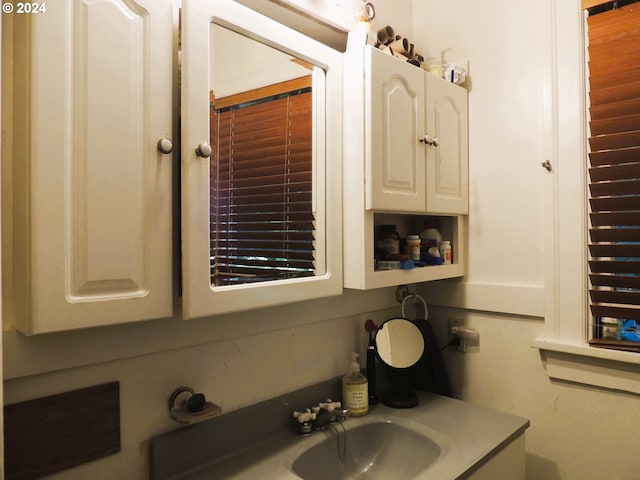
top-left (533, 337), bottom-right (640, 395)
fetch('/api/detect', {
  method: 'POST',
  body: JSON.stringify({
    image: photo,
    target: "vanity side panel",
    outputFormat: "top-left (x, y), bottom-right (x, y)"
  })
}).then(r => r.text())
top-left (464, 433), bottom-right (526, 480)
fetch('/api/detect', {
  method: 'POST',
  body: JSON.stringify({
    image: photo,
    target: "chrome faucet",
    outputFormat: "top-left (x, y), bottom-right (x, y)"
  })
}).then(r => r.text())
top-left (314, 406), bottom-right (350, 430)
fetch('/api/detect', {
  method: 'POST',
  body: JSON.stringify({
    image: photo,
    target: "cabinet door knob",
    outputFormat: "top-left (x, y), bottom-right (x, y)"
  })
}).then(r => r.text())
top-left (157, 138), bottom-right (173, 154)
top-left (419, 135), bottom-right (439, 147)
top-left (195, 142), bottom-right (212, 158)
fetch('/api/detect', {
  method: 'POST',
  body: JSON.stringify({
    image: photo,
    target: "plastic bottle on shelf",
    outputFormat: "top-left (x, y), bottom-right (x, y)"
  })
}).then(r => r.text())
top-left (439, 241), bottom-right (452, 264)
top-left (419, 220), bottom-right (442, 250)
top-left (406, 235), bottom-right (421, 261)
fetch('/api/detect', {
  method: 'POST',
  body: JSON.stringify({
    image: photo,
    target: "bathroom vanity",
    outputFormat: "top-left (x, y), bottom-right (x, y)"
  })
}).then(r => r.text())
top-left (150, 379), bottom-right (529, 480)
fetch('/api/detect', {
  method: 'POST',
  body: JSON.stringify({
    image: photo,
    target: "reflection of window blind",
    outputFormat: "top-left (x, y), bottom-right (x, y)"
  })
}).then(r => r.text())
top-left (586, 2), bottom-right (640, 351)
top-left (210, 88), bottom-right (315, 286)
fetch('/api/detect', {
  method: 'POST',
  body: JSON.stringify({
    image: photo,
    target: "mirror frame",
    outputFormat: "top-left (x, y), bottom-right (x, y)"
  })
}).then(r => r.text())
top-left (181, 0), bottom-right (343, 319)
top-left (375, 317), bottom-right (426, 370)
top-left (375, 317), bottom-right (426, 409)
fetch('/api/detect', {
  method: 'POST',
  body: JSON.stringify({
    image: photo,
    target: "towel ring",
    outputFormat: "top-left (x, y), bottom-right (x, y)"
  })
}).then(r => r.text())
top-left (401, 293), bottom-right (428, 320)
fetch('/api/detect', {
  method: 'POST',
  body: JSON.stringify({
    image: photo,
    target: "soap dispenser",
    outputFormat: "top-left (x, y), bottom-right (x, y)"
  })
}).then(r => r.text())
top-left (342, 352), bottom-right (369, 416)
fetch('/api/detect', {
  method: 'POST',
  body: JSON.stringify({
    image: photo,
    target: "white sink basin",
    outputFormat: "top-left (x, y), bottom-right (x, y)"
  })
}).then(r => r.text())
top-left (291, 421), bottom-right (442, 480)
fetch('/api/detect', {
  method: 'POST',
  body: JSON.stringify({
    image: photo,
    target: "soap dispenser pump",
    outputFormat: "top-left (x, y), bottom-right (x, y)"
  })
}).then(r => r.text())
top-left (342, 352), bottom-right (369, 416)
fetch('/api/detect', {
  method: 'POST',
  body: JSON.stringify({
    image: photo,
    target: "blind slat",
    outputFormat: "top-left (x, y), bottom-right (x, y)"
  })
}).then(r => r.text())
top-left (589, 260), bottom-right (640, 274)
top-left (588, 82), bottom-right (640, 107)
top-left (588, 129), bottom-right (640, 151)
top-left (588, 162), bottom-right (640, 182)
top-left (588, 32), bottom-right (640, 61)
top-left (590, 290), bottom-right (640, 306)
top-left (591, 305), bottom-right (640, 323)
top-left (591, 273), bottom-right (640, 289)
top-left (590, 211), bottom-right (640, 227)
top-left (589, 178), bottom-right (640, 197)
top-left (589, 243), bottom-right (640, 257)
top-left (590, 227), bottom-right (640, 242)
top-left (589, 113), bottom-right (640, 135)
top-left (590, 98), bottom-right (640, 121)
top-left (589, 196), bottom-right (640, 211)
top-left (590, 65), bottom-right (640, 91)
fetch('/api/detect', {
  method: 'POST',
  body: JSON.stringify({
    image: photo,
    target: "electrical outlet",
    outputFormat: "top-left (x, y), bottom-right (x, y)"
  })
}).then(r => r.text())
top-left (447, 318), bottom-right (466, 352)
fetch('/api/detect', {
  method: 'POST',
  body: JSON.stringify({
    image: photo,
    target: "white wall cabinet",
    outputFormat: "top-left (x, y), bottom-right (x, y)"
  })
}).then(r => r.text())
top-left (343, 34), bottom-right (467, 290)
top-left (2, 0), bottom-right (175, 334)
top-left (3, 0), bottom-right (343, 333)
top-left (366, 46), bottom-right (469, 215)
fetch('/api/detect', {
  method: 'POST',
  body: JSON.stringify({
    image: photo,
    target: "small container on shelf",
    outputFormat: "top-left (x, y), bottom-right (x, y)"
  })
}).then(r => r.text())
top-left (378, 260), bottom-right (401, 270)
top-left (377, 224), bottom-right (400, 255)
top-left (439, 241), bottom-right (452, 264)
top-left (601, 317), bottom-right (621, 341)
top-left (420, 220), bottom-right (442, 251)
top-left (406, 235), bottom-right (421, 261)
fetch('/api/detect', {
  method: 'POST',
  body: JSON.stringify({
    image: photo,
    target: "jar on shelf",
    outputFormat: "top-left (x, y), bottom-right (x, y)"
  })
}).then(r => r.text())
top-left (419, 220), bottom-right (442, 251)
top-left (377, 225), bottom-right (400, 255)
top-left (601, 317), bottom-right (621, 340)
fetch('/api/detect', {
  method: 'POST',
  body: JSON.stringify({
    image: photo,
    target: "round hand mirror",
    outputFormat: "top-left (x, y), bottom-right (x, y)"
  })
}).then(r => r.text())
top-left (375, 318), bottom-right (425, 369)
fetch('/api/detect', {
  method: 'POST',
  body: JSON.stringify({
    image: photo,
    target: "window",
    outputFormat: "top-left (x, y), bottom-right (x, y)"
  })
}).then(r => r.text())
top-left (532, 0), bottom-right (640, 395)
top-left (585, 0), bottom-right (640, 352)
top-left (210, 79), bottom-right (315, 286)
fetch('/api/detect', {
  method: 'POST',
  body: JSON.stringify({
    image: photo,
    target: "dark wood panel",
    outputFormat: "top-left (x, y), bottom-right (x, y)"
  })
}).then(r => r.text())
top-left (4, 382), bottom-right (121, 480)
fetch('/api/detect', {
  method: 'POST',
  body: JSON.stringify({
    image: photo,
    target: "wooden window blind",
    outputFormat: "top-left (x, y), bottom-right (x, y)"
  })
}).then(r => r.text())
top-left (586, 1), bottom-right (640, 351)
top-left (210, 84), bottom-right (315, 286)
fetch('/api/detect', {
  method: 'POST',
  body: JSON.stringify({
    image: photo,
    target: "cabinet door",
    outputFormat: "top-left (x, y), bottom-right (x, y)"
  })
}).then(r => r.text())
top-left (180, 0), bottom-right (343, 319)
top-left (365, 47), bottom-right (426, 212)
top-left (5, 0), bottom-right (175, 334)
top-left (424, 75), bottom-right (469, 214)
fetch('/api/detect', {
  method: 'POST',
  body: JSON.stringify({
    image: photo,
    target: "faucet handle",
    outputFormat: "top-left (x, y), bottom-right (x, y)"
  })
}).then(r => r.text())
top-left (293, 409), bottom-right (316, 435)
top-left (293, 409), bottom-right (317, 423)
top-left (318, 400), bottom-right (341, 412)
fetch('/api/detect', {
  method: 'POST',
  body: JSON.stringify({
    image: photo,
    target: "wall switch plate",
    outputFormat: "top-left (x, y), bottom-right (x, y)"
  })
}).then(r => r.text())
top-left (448, 318), bottom-right (467, 352)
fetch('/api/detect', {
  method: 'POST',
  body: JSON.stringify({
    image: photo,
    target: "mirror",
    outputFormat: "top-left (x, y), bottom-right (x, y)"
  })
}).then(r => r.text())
top-left (208, 23), bottom-right (326, 287)
top-left (375, 317), bottom-right (426, 408)
top-left (376, 318), bottom-right (425, 369)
